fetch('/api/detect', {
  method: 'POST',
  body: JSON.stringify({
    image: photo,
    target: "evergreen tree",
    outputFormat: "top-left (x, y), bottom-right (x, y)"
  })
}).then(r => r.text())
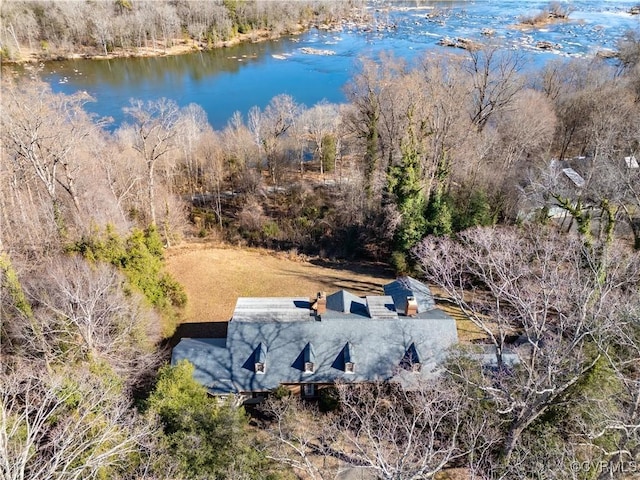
top-left (424, 192), bottom-right (453, 237)
top-left (146, 360), bottom-right (277, 480)
top-left (387, 140), bottom-right (428, 254)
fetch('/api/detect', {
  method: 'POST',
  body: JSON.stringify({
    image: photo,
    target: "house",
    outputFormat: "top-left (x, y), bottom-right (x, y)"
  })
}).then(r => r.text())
top-left (520, 154), bottom-right (640, 223)
top-left (171, 276), bottom-right (461, 400)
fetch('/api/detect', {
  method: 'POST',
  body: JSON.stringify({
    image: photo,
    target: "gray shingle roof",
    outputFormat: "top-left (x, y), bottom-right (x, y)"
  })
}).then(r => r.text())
top-left (384, 276), bottom-right (436, 313)
top-left (233, 297), bottom-right (313, 322)
top-left (326, 290), bottom-right (367, 314)
top-left (171, 277), bottom-right (458, 394)
top-left (173, 314), bottom-right (458, 393)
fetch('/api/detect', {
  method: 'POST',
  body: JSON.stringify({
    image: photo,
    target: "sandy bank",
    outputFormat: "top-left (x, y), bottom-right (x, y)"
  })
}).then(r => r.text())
top-left (1, 25), bottom-right (310, 65)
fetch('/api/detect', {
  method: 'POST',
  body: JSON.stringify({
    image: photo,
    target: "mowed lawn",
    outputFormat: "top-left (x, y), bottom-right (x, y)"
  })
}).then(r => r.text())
top-left (165, 242), bottom-right (485, 342)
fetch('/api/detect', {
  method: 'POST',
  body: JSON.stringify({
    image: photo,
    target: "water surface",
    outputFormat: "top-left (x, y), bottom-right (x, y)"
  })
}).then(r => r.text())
top-left (32, 0), bottom-right (640, 129)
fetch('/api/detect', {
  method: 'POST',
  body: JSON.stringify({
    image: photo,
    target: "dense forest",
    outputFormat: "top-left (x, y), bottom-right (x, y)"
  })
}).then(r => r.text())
top-left (2, 1), bottom-right (640, 479)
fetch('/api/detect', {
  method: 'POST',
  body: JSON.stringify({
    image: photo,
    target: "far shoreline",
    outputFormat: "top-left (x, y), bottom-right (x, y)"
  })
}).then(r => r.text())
top-left (1, 22), bottom-right (345, 66)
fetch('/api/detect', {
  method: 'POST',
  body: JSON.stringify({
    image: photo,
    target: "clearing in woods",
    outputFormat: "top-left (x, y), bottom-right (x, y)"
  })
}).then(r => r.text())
top-left (165, 242), bottom-right (484, 341)
top-left (165, 244), bottom-right (474, 480)
top-left (165, 243), bottom-right (395, 322)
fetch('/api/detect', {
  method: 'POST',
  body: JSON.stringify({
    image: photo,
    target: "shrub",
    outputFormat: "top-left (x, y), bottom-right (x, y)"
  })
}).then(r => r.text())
top-left (318, 386), bottom-right (339, 412)
top-left (391, 250), bottom-right (409, 275)
top-left (261, 220), bottom-right (280, 241)
top-left (272, 385), bottom-right (291, 399)
top-left (146, 360), bottom-right (274, 479)
top-left (452, 189), bottom-right (495, 231)
top-left (0, 253), bottom-right (33, 319)
top-left (68, 224), bottom-right (186, 337)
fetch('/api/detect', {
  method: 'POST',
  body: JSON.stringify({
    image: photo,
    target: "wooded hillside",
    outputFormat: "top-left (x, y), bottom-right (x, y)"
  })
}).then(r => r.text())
top-left (0, 0), bottom-right (365, 61)
top-left (1, 7), bottom-right (640, 478)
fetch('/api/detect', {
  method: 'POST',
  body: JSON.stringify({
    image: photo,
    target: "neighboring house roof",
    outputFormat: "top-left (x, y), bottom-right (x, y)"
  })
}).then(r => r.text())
top-left (561, 167), bottom-right (585, 188)
top-left (548, 158), bottom-right (587, 189)
top-left (172, 277), bottom-right (459, 395)
top-left (470, 344), bottom-right (520, 368)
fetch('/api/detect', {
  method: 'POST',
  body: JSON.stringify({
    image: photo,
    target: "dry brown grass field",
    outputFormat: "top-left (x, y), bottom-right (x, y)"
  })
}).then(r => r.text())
top-left (165, 241), bottom-right (485, 342)
top-left (165, 242), bottom-right (395, 322)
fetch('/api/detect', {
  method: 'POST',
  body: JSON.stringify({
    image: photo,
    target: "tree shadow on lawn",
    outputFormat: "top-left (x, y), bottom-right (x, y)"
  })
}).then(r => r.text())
top-left (168, 321), bottom-right (229, 348)
top-left (307, 258), bottom-right (396, 293)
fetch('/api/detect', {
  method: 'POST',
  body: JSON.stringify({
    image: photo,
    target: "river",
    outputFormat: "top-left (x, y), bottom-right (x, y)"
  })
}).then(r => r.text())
top-left (27, 0), bottom-right (640, 130)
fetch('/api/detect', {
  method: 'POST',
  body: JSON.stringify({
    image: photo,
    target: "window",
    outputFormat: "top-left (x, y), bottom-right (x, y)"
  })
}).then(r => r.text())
top-left (342, 342), bottom-right (354, 373)
top-left (303, 343), bottom-right (315, 373)
top-left (253, 342), bottom-right (267, 374)
top-left (302, 384), bottom-right (316, 397)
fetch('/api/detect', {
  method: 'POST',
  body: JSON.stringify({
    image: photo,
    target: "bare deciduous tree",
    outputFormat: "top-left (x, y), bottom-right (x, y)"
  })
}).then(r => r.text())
top-left (418, 54), bottom-right (474, 200)
top-left (196, 129), bottom-right (225, 228)
top-left (173, 103), bottom-right (209, 196)
top-left (301, 101), bottom-right (340, 176)
top-left (122, 98), bottom-right (180, 226)
top-left (492, 88), bottom-right (557, 170)
top-left (1, 80), bottom-right (99, 233)
top-left (344, 57), bottom-right (384, 201)
top-left (261, 394), bottom-right (336, 480)
top-left (262, 379), bottom-right (471, 480)
top-left (21, 255), bottom-right (160, 383)
top-left (331, 380), bottom-right (469, 480)
top-left (0, 366), bottom-right (151, 480)
top-left (414, 226), bottom-right (640, 470)
top-left (464, 45), bottom-right (526, 131)
top-left (248, 94), bottom-right (300, 185)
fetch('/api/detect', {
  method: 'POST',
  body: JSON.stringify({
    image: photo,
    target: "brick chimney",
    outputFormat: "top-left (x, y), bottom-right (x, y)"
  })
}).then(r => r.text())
top-left (311, 291), bottom-right (327, 315)
top-left (405, 296), bottom-right (418, 316)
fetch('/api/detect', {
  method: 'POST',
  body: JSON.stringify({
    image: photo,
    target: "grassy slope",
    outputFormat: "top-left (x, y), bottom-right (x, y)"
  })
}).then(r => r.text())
top-left (165, 242), bottom-right (484, 342)
top-left (165, 243), bottom-right (395, 322)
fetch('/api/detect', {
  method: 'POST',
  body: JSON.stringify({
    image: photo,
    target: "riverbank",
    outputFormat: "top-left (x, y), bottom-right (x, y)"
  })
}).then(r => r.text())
top-left (1, 24), bottom-right (318, 65)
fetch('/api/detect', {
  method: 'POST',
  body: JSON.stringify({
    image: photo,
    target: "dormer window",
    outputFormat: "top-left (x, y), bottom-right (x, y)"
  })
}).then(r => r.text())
top-left (343, 342), bottom-right (355, 374)
top-left (303, 342), bottom-right (316, 374)
top-left (254, 342), bottom-right (267, 374)
top-left (400, 342), bottom-right (421, 373)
